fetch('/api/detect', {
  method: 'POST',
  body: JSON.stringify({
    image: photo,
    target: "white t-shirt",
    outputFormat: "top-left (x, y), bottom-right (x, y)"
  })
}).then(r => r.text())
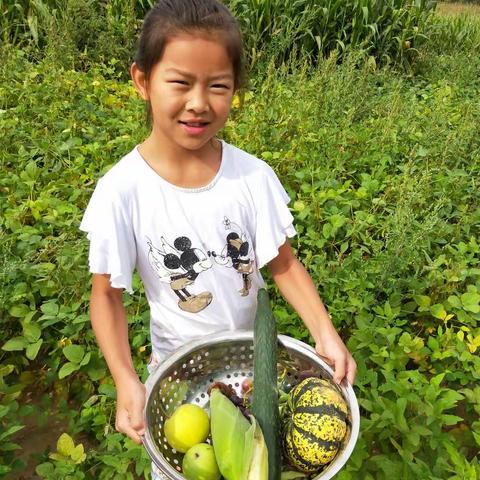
top-left (80, 140), bottom-right (296, 358)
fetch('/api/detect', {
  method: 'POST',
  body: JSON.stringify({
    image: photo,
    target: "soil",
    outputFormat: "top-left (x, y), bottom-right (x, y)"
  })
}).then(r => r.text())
top-left (6, 383), bottom-right (86, 479)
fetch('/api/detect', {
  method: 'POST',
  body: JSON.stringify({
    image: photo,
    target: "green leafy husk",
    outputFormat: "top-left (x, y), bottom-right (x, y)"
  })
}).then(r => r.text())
top-left (210, 388), bottom-right (268, 480)
top-left (244, 415), bottom-right (268, 480)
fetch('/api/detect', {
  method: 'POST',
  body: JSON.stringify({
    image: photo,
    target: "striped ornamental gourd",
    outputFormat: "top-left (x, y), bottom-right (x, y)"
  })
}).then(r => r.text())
top-left (283, 377), bottom-right (348, 473)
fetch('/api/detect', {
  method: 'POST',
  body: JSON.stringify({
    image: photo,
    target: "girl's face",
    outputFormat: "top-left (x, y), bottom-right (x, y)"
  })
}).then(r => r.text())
top-left (132, 33), bottom-right (235, 153)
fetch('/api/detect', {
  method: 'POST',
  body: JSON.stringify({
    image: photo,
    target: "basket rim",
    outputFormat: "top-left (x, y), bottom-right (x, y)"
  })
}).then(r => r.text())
top-left (142, 329), bottom-right (360, 480)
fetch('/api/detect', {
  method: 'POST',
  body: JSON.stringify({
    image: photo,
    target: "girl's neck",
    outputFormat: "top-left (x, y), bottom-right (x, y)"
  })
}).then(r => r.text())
top-left (138, 134), bottom-right (223, 189)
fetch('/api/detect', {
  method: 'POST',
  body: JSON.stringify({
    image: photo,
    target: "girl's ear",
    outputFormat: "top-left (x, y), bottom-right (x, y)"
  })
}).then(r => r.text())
top-left (130, 62), bottom-right (150, 101)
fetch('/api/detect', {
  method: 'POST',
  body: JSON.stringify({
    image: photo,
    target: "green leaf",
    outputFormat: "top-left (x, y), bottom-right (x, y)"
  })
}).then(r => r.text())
top-left (57, 433), bottom-right (75, 456)
top-left (8, 304), bottom-right (31, 318)
top-left (98, 383), bottom-right (117, 399)
top-left (413, 295), bottom-right (431, 309)
top-left (447, 295), bottom-right (462, 309)
top-left (1, 442), bottom-right (21, 452)
top-left (40, 302), bottom-right (59, 316)
top-left (80, 351), bottom-right (91, 366)
top-left (36, 462), bottom-right (54, 476)
top-left (26, 339), bottom-right (43, 360)
top-left (281, 472), bottom-right (308, 479)
top-left (322, 223), bottom-right (332, 238)
top-left (0, 405), bottom-right (9, 419)
top-left (430, 304), bottom-right (447, 320)
top-left (2, 337), bottom-right (28, 351)
top-left (71, 444), bottom-right (86, 463)
top-left (63, 344), bottom-right (84, 363)
top-left (49, 452), bottom-right (68, 462)
top-left (431, 373), bottom-right (446, 388)
top-left (23, 322), bottom-right (42, 342)
top-left (330, 213), bottom-right (347, 230)
top-left (59, 362), bottom-right (79, 379)
top-left (101, 454), bottom-right (122, 467)
top-left (87, 367), bottom-right (107, 382)
top-left (442, 414), bottom-right (463, 426)
top-left (293, 200), bottom-right (305, 211)
top-left (461, 292), bottom-right (480, 313)
top-left (0, 425), bottom-right (25, 441)
top-left (416, 146), bottom-right (428, 157)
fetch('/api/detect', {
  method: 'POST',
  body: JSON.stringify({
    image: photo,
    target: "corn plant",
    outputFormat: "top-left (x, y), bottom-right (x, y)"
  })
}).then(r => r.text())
top-left (225, 0), bottom-right (436, 70)
top-left (0, 0), bottom-right (63, 47)
top-left (427, 12), bottom-right (480, 54)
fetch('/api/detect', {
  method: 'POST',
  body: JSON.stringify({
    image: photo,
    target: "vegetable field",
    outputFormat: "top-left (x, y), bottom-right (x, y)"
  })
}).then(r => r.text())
top-left (1, 1), bottom-right (479, 479)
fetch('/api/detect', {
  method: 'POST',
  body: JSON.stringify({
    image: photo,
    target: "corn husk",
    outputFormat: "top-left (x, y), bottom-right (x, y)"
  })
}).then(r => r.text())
top-left (244, 415), bottom-right (268, 480)
top-left (210, 389), bottom-right (268, 480)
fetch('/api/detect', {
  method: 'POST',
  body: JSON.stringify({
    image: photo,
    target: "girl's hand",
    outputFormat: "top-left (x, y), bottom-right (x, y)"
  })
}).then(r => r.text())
top-left (115, 375), bottom-right (147, 444)
top-left (315, 326), bottom-right (357, 386)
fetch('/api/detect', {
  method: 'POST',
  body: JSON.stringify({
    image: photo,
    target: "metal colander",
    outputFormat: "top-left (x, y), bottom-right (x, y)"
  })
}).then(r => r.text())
top-left (143, 330), bottom-right (360, 480)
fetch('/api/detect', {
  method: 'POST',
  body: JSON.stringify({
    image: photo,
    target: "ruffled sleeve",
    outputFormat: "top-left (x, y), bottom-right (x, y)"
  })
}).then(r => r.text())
top-left (254, 164), bottom-right (296, 268)
top-left (79, 177), bottom-right (136, 293)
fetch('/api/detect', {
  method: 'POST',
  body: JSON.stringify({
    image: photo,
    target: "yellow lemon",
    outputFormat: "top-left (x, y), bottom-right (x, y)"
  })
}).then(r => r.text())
top-left (164, 404), bottom-right (210, 453)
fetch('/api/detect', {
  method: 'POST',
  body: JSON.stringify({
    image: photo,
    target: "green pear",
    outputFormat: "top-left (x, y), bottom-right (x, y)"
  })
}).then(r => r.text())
top-left (182, 443), bottom-right (221, 480)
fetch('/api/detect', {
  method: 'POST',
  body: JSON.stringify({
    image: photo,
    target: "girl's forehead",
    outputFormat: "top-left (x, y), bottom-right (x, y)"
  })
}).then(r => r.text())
top-left (156, 33), bottom-right (234, 77)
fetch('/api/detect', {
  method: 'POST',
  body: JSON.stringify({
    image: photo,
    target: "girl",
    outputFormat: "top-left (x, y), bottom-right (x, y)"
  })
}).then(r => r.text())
top-left (80, 1), bottom-right (356, 477)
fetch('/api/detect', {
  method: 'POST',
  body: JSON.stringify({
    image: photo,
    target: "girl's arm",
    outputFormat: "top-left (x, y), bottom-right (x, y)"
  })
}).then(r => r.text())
top-left (90, 273), bottom-right (146, 444)
top-left (267, 240), bottom-right (356, 385)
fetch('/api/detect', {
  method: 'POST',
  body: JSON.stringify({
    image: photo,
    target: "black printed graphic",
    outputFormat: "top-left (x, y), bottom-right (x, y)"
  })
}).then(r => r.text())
top-left (208, 217), bottom-right (254, 297)
top-left (147, 236), bottom-right (213, 313)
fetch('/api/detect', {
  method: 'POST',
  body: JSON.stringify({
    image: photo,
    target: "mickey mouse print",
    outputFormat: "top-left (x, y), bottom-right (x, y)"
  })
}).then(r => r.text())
top-left (208, 216), bottom-right (254, 297)
top-left (146, 236), bottom-right (213, 313)
top-left (146, 216), bottom-right (255, 313)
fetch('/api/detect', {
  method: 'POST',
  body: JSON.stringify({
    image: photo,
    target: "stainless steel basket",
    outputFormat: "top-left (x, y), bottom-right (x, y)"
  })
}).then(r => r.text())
top-left (143, 330), bottom-right (360, 480)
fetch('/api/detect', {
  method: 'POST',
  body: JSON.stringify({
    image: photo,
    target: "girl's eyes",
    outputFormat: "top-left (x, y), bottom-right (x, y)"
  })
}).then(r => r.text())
top-left (168, 80), bottom-right (230, 89)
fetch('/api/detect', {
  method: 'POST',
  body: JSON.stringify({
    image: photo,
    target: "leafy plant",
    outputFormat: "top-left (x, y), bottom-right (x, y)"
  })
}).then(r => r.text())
top-left (1, 6), bottom-right (479, 480)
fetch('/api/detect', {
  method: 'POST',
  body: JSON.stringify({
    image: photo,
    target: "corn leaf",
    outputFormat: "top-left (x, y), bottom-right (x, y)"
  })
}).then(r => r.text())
top-left (210, 389), bottom-right (251, 480)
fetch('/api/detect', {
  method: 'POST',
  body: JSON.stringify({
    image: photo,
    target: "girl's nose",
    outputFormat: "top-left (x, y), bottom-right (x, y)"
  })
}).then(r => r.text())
top-left (186, 87), bottom-right (209, 113)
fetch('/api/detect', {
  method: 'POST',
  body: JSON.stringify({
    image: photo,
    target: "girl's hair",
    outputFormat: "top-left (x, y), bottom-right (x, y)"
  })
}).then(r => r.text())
top-left (134, 0), bottom-right (245, 125)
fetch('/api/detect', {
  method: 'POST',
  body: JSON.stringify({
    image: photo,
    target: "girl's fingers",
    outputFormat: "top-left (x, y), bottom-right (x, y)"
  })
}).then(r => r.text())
top-left (125, 426), bottom-right (143, 444)
top-left (346, 356), bottom-right (357, 386)
top-left (116, 408), bottom-right (144, 445)
top-left (333, 357), bottom-right (346, 385)
top-left (315, 344), bottom-right (356, 385)
top-left (130, 405), bottom-right (146, 436)
top-left (317, 352), bottom-right (335, 367)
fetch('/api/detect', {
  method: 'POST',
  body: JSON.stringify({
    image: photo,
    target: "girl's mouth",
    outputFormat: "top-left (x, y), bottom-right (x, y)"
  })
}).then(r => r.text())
top-left (179, 120), bottom-right (210, 135)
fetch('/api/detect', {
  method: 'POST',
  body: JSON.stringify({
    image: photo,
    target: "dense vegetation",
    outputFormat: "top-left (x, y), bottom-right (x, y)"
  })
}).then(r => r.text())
top-left (1, 1), bottom-right (479, 479)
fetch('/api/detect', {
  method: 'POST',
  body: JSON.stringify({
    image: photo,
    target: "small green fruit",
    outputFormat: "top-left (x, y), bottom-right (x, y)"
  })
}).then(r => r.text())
top-left (164, 404), bottom-right (209, 453)
top-left (182, 443), bottom-right (221, 480)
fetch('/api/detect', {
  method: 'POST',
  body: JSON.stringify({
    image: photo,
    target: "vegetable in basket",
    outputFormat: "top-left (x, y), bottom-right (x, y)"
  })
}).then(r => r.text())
top-left (164, 403), bottom-right (210, 453)
top-left (252, 288), bottom-right (281, 480)
top-left (283, 377), bottom-right (348, 473)
top-left (210, 388), bottom-right (268, 480)
top-left (182, 443), bottom-right (221, 480)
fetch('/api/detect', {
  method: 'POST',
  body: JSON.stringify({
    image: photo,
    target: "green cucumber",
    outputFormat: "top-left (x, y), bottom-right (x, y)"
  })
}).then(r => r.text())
top-left (252, 288), bottom-right (281, 480)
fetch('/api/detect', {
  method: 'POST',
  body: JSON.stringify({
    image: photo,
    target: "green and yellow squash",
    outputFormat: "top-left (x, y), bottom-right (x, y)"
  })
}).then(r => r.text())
top-left (283, 377), bottom-right (348, 473)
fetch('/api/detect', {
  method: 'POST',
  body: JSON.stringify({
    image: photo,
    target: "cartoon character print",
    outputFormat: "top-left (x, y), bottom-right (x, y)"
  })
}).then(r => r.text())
top-left (147, 236), bottom-right (213, 313)
top-left (208, 217), bottom-right (254, 297)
